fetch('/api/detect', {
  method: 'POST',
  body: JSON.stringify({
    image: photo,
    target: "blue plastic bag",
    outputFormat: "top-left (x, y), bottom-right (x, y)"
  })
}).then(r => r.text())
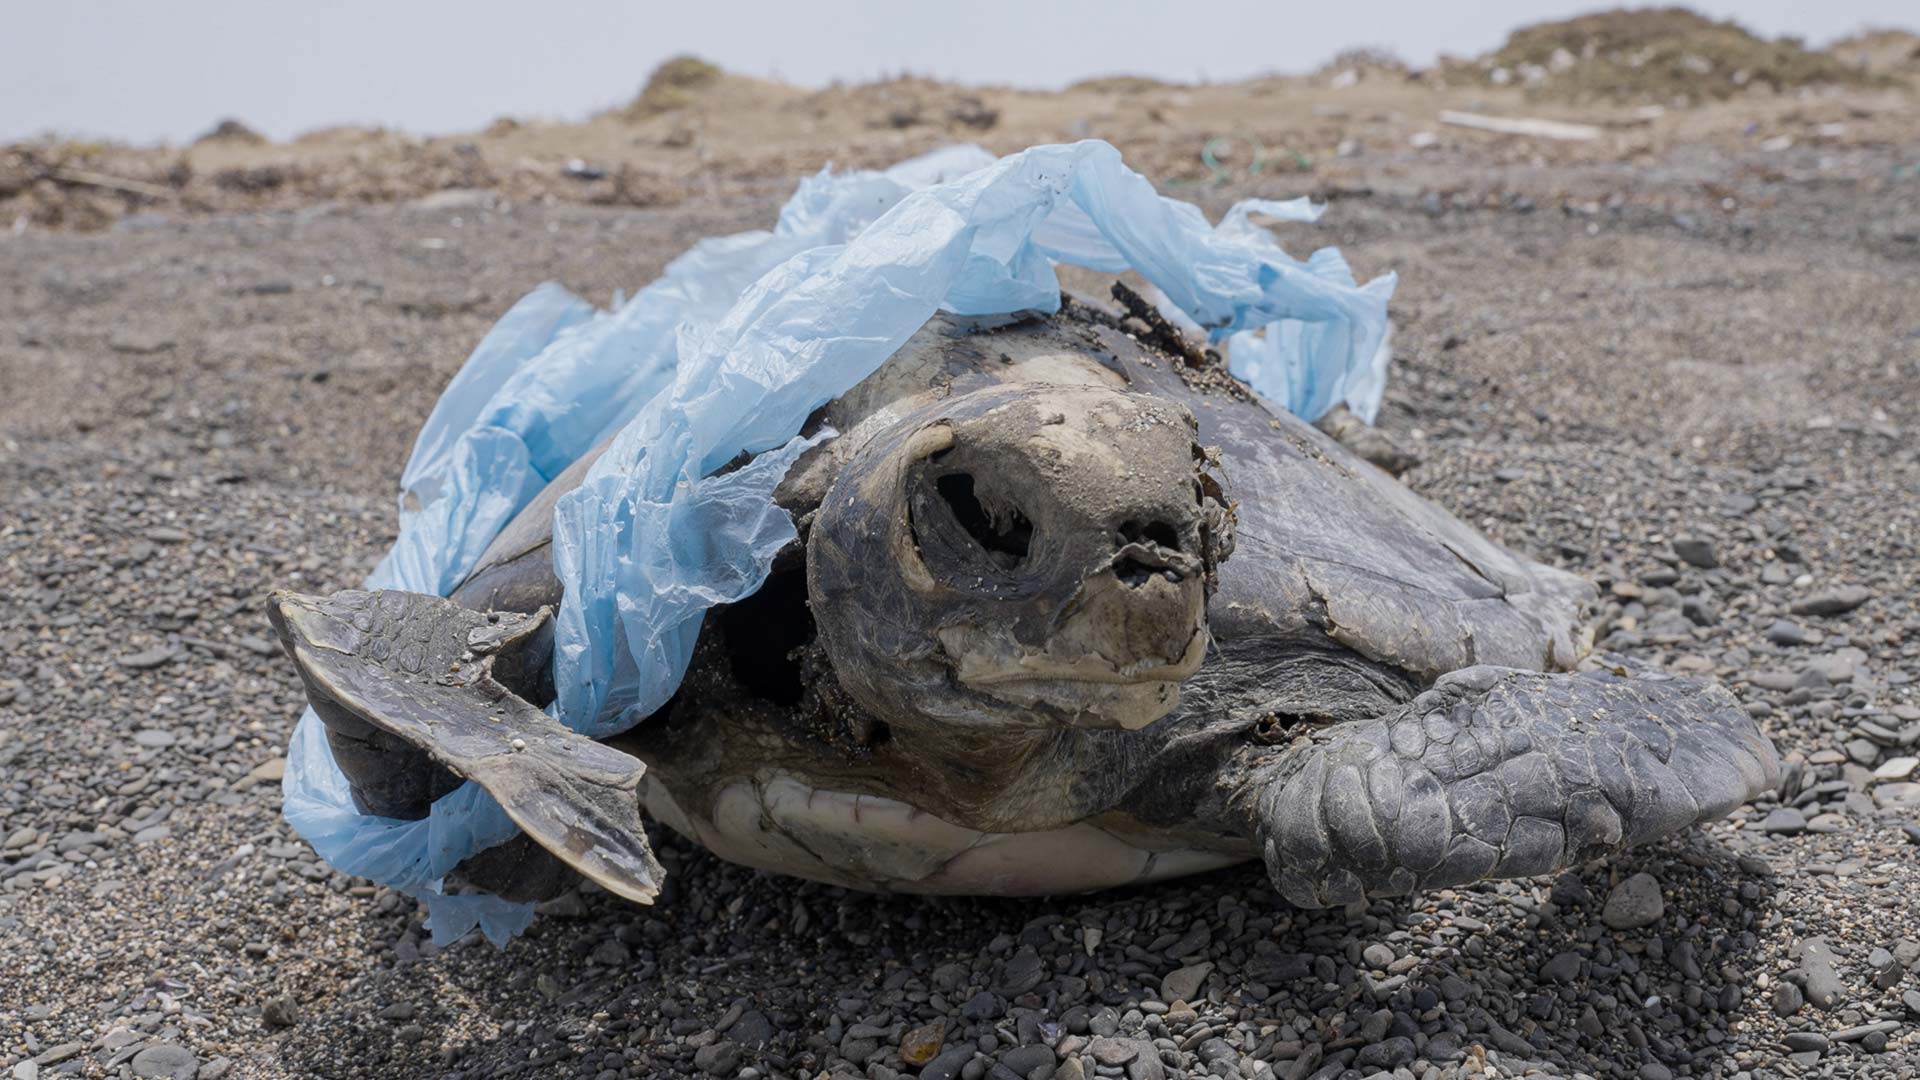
top-left (283, 139), bottom-right (1394, 944)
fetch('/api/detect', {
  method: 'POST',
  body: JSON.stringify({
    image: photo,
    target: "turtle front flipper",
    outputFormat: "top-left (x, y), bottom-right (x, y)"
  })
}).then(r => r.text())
top-left (1248, 664), bottom-right (1780, 909)
top-left (269, 589), bottom-right (663, 905)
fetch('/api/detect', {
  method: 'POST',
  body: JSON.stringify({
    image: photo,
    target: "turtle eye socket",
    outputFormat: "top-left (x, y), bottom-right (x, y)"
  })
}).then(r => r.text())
top-left (907, 466), bottom-right (1039, 589)
top-left (933, 472), bottom-right (1032, 569)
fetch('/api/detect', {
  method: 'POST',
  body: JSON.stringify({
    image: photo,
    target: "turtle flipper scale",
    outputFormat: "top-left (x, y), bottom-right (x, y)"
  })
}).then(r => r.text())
top-left (269, 588), bottom-right (663, 905)
top-left (1253, 664), bottom-right (1780, 908)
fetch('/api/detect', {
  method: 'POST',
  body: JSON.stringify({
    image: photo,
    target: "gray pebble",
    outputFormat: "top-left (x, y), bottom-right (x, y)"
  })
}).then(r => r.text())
top-left (1541, 950), bottom-right (1582, 982)
top-left (1672, 537), bottom-right (1717, 568)
top-left (693, 1041), bottom-right (740, 1076)
top-left (130, 1044), bottom-right (198, 1080)
top-left (261, 996), bottom-right (299, 1028)
top-left (1781, 1032), bottom-right (1828, 1054)
top-left (961, 990), bottom-right (1004, 1021)
top-left (1756, 807), bottom-right (1807, 835)
top-left (1090, 1038), bottom-right (1138, 1066)
top-left (1771, 981), bottom-right (1805, 1018)
top-left (1159, 962), bottom-right (1212, 1003)
top-left (921, 1047), bottom-right (974, 1080)
top-left (118, 647), bottom-right (178, 670)
top-left (1601, 873), bottom-right (1664, 930)
top-left (1354, 1037), bottom-right (1414, 1069)
top-left (1000, 1045), bottom-right (1055, 1075)
top-left (1793, 938), bottom-right (1846, 1009)
top-left (1790, 586), bottom-right (1874, 616)
top-left (1831, 1021), bottom-right (1900, 1043)
top-left (1765, 620), bottom-right (1812, 646)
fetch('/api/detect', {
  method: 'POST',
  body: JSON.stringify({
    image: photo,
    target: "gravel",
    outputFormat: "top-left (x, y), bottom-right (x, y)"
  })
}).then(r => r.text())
top-left (4, 124), bottom-right (1919, 1079)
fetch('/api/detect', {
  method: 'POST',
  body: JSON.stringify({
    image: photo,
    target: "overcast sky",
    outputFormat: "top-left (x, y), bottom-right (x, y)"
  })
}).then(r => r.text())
top-left (3, 0), bottom-right (1910, 145)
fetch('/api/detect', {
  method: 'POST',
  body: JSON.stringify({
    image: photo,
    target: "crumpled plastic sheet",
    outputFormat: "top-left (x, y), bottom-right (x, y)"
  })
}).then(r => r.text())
top-left (283, 139), bottom-right (1394, 944)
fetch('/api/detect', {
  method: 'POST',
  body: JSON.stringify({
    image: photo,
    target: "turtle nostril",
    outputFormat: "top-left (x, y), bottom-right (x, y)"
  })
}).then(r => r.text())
top-left (1113, 520), bottom-right (1190, 588)
top-left (1115, 554), bottom-right (1163, 588)
top-left (1121, 520), bottom-right (1181, 552)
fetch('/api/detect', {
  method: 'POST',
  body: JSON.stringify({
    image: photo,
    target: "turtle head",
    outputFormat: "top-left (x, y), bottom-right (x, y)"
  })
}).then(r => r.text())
top-left (807, 383), bottom-right (1233, 733)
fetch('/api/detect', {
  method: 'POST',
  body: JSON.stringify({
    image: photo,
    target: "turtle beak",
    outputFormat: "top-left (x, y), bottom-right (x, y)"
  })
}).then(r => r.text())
top-left (1249, 664), bottom-right (1781, 908)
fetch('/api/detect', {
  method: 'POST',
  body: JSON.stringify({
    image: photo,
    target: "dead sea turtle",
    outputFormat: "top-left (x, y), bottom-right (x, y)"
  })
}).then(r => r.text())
top-left (270, 295), bottom-right (1780, 910)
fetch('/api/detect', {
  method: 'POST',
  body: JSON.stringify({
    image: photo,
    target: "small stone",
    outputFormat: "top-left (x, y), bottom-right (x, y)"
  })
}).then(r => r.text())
top-left (1771, 981), bottom-right (1805, 1018)
top-left (693, 1042), bottom-right (740, 1076)
top-left (132, 728), bottom-right (177, 748)
top-left (960, 990), bottom-right (1003, 1021)
top-left (130, 1044), bottom-right (198, 1080)
top-left (1638, 1064), bottom-right (1673, 1080)
top-left (1781, 1032), bottom-right (1829, 1054)
top-left (1159, 962), bottom-right (1212, 1003)
top-left (730, 1011), bottom-right (775, 1047)
top-left (1790, 587), bottom-right (1873, 617)
top-left (901, 1021), bottom-right (945, 1067)
top-left (261, 996), bottom-right (299, 1028)
top-left (589, 939), bottom-right (630, 966)
top-left (1090, 1038), bottom-right (1138, 1066)
top-left (920, 1047), bottom-right (973, 1080)
top-left (1672, 537), bottom-right (1718, 568)
top-left (1874, 757), bottom-right (1917, 780)
top-left (1902, 989), bottom-right (1920, 1018)
top-left (1766, 620), bottom-right (1812, 646)
top-left (1361, 943), bottom-right (1395, 970)
top-left (1757, 807), bottom-right (1807, 835)
top-left (110, 333), bottom-right (176, 355)
top-left (1601, 873), bottom-right (1664, 930)
top-left (1121, 1042), bottom-right (1164, 1080)
top-left (1354, 1037), bottom-right (1415, 1069)
top-left (1793, 938), bottom-right (1846, 1009)
top-left (32, 1046), bottom-right (81, 1066)
top-left (1877, 783), bottom-right (1920, 808)
top-left (1640, 566), bottom-right (1681, 587)
top-left (1000, 1045), bottom-right (1055, 1076)
top-left (118, 647), bottom-right (177, 670)
top-left (1541, 950), bottom-right (1583, 982)
top-left (1832, 1021), bottom-right (1901, 1043)
top-left (1577, 1005), bottom-right (1604, 1038)
top-left (996, 947), bottom-right (1045, 995)
top-left (1425, 1033), bottom-right (1464, 1062)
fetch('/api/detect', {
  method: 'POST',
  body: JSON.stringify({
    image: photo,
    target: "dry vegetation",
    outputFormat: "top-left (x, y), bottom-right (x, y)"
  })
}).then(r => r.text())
top-left (1451, 7), bottom-right (1881, 101)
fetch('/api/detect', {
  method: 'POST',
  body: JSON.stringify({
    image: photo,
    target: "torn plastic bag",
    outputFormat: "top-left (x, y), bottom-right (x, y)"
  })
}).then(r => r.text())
top-left (282, 146), bottom-right (995, 945)
top-left (283, 139), bottom-right (1394, 944)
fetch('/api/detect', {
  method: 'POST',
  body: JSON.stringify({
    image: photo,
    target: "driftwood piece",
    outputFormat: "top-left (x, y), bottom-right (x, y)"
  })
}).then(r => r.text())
top-left (1438, 110), bottom-right (1602, 142)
